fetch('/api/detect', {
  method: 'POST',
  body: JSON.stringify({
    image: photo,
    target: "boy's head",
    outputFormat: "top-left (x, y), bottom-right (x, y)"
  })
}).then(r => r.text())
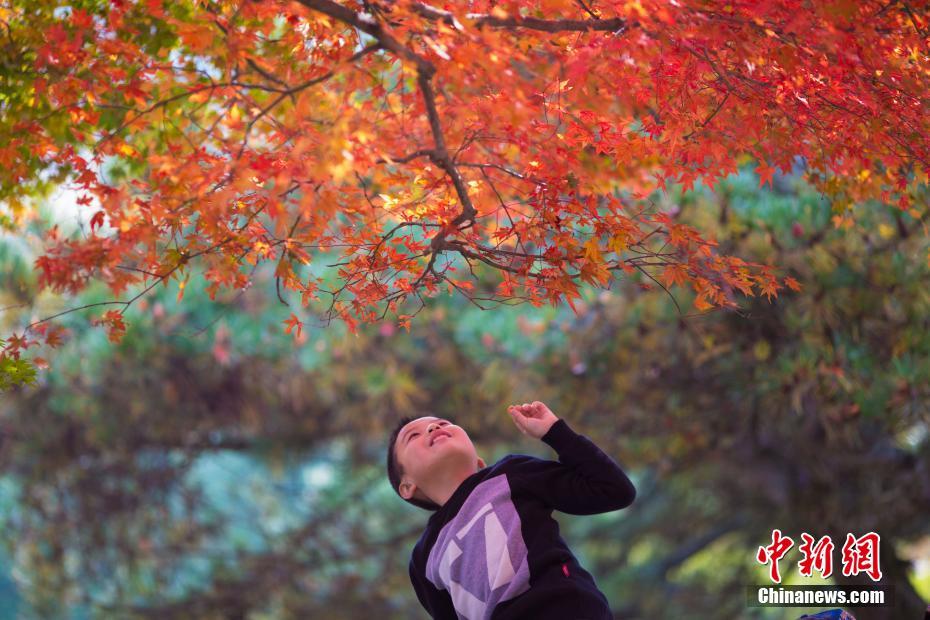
top-left (387, 414), bottom-right (486, 511)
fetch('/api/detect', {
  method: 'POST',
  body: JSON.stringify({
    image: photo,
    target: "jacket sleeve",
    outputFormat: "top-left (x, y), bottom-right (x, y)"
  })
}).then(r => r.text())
top-left (513, 418), bottom-right (636, 515)
top-left (409, 552), bottom-right (458, 619)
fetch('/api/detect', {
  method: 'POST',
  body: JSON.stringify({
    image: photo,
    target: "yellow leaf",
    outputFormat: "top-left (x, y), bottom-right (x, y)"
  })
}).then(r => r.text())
top-left (177, 273), bottom-right (190, 303)
top-left (189, 90), bottom-right (210, 104)
top-left (583, 238), bottom-right (602, 262)
top-left (378, 193), bottom-right (397, 209)
top-left (608, 234), bottom-right (628, 254)
top-left (753, 340), bottom-right (771, 361)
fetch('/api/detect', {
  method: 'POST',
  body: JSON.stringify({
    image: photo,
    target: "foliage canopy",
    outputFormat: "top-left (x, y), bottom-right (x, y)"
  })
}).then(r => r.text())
top-left (1, 0), bottom-right (929, 383)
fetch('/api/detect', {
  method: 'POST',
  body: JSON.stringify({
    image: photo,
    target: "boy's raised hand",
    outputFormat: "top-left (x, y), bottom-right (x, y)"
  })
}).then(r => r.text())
top-left (507, 401), bottom-right (559, 440)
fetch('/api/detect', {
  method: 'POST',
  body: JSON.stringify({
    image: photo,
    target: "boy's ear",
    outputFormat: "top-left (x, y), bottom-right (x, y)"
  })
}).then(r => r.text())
top-left (477, 457), bottom-right (486, 469)
top-left (399, 479), bottom-right (417, 501)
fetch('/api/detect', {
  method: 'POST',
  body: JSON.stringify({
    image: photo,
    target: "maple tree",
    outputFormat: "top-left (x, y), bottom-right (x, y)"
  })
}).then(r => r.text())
top-left (1, 0), bottom-right (928, 382)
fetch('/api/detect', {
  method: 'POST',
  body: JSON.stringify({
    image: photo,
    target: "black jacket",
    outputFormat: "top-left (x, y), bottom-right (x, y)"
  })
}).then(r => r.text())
top-left (408, 418), bottom-right (636, 619)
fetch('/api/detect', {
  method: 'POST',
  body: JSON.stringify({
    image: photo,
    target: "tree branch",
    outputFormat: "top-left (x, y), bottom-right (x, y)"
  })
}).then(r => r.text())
top-left (409, 2), bottom-right (628, 33)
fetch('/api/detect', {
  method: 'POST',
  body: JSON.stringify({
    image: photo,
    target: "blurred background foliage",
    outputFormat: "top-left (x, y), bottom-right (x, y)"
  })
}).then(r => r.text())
top-left (1, 169), bottom-right (929, 619)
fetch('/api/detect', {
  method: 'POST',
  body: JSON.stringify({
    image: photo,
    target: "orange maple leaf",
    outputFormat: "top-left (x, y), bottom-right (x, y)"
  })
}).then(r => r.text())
top-left (283, 313), bottom-right (303, 340)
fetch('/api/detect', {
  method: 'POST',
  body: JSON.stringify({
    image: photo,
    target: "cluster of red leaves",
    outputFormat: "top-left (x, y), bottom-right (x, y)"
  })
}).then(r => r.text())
top-left (0, 0), bottom-right (927, 366)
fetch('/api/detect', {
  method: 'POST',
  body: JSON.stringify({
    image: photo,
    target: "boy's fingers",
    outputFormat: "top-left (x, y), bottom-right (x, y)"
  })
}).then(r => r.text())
top-left (508, 409), bottom-right (526, 433)
top-left (512, 403), bottom-right (539, 419)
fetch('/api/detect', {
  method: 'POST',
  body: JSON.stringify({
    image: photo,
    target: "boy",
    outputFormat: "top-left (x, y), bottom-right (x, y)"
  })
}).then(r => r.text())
top-left (386, 401), bottom-right (636, 619)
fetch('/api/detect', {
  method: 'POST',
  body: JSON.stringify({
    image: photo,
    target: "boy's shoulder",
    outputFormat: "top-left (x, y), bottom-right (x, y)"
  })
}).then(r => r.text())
top-left (459, 453), bottom-right (548, 483)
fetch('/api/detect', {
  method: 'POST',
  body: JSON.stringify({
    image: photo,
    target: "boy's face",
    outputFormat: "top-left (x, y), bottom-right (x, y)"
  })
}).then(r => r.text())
top-left (394, 416), bottom-right (486, 504)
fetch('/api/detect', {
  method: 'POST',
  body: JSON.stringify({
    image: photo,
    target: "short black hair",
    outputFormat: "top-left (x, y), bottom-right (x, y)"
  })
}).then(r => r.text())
top-left (386, 414), bottom-right (451, 512)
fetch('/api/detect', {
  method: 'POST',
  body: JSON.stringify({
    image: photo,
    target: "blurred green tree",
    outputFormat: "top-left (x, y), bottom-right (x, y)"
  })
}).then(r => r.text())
top-left (1, 173), bottom-right (927, 618)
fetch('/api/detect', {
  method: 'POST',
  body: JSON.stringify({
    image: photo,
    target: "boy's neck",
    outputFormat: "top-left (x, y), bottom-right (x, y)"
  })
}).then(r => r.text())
top-left (422, 464), bottom-right (480, 508)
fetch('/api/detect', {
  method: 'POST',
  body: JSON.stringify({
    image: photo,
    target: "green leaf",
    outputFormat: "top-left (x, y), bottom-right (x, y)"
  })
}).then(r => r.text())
top-left (0, 356), bottom-right (37, 392)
